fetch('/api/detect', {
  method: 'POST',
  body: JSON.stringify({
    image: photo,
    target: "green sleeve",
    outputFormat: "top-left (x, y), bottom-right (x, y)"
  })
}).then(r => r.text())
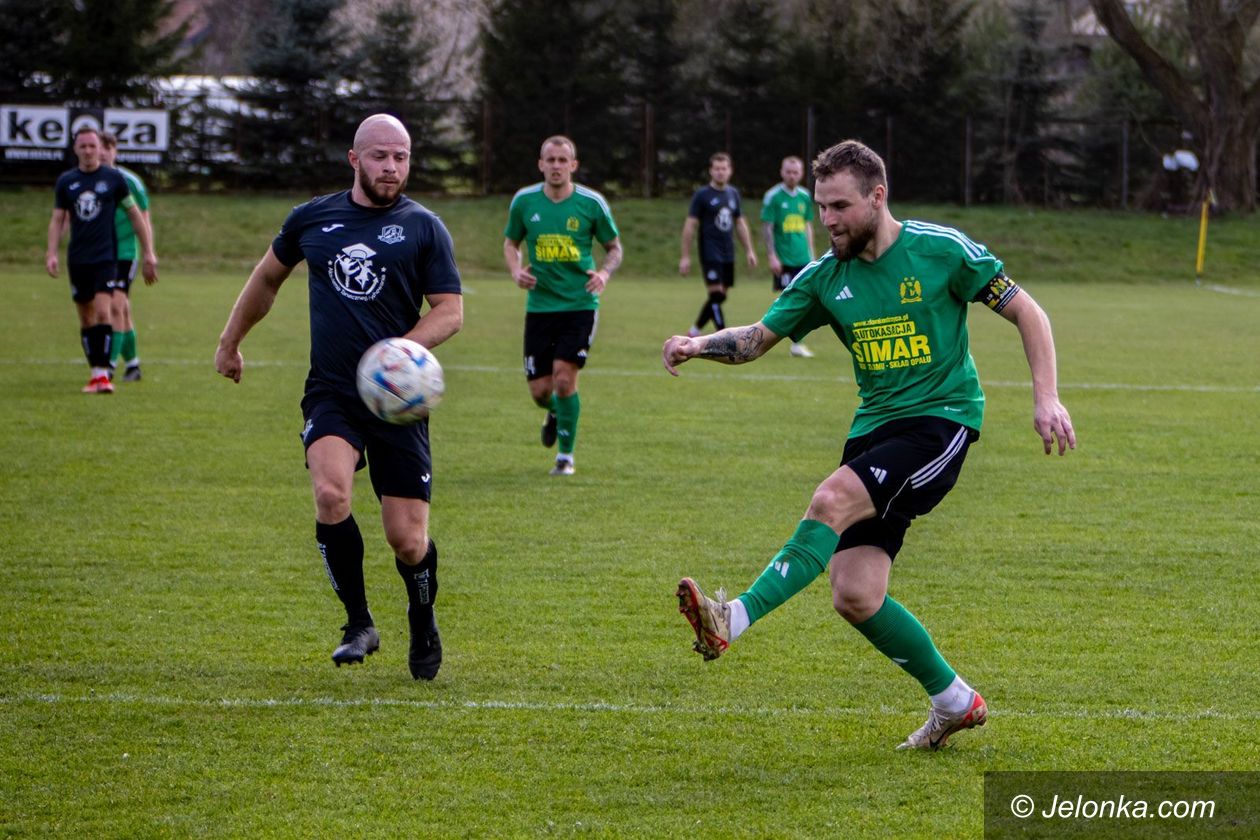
top-left (761, 276), bottom-right (833, 343)
top-left (594, 203), bottom-right (619, 243)
top-left (504, 196), bottom-right (526, 240)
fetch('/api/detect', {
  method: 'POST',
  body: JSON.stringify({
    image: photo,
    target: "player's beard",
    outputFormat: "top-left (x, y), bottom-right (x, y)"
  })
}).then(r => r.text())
top-left (359, 168), bottom-right (408, 206)
top-left (829, 207), bottom-right (878, 262)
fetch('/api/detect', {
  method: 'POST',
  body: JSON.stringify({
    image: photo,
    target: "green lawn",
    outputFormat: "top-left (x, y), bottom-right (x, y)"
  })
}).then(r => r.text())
top-left (1, 191), bottom-right (1258, 837)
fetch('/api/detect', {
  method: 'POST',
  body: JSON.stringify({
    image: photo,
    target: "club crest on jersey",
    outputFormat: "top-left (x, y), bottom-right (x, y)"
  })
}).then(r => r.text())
top-left (75, 190), bottom-right (101, 221)
top-left (900, 277), bottom-right (923, 304)
top-left (378, 224), bottom-right (405, 245)
top-left (566, 216), bottom-right (580, 232)
top-left (328, 242), bottom-right (386, 301)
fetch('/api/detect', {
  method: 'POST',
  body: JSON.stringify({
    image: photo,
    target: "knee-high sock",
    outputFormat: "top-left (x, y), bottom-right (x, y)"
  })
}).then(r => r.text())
top-left (852, 596), bottom-right (957, 696)
top-left (708, 290), bottom-right (726, 330)
top-left (737, 519), bottom-right (838, 624)
top-left (554, 392), bottom-right (580, 455)
top-left (694, 299), bottom-right (712, 330)
top-left (396, 540), bottom-right (438, 626)
top-left (316, 514), bottom-right (371, 625)
top-left (120, 329), bottom-right (138, 364)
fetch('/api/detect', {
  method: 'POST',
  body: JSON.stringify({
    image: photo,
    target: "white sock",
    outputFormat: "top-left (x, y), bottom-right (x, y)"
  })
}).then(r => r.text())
top-left (90, 366), bottom-right (109, 378)
top-left (930, 675), bottom-right (974, 715)
top-left (728, 597), bottom-right (749, 641)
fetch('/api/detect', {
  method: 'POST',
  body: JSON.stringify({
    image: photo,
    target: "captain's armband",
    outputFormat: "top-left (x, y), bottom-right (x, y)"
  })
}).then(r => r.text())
top-left (973, 272), bottom-right (1021, 312)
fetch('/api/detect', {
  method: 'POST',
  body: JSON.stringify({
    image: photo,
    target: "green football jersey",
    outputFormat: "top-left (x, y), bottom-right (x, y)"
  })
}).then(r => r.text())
top-left (760, 183), bottom-right (814, 267)
top-left (504, 183), bottom-right (619, 313)
top-left (762, 220), bottom-right (1005, 437)
top-left (112, 165), bottom-right (149, 260)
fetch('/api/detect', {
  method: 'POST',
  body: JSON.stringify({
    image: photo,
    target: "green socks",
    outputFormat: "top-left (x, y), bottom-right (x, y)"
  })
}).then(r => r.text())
top-left (120, 329), bottom-right (137, 363)
top-left (852, 596), bottom-right (957, 695)
top-left (111, 329), bottom-right (137, 365)
top-left (738, 519), bottom-right (838, 623)
top-left (553, 392), bottom-right (580, 455)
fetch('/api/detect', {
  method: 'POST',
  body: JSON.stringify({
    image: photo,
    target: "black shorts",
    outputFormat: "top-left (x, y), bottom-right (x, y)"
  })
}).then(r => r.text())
top-left (300, 388), bottom-right (432, 501)
top-left (773, 265), bottom-right (806, 292)
top-left (701, 262), bottom-right (735, 287)
top-left (836, 416), bottom-right (978, 560)
top-left (109, 259), bottom-right (137, 294)
top-left (523, 310), bottom-right (598, 380)
top-left (68, 261), bottom-right (116, 304)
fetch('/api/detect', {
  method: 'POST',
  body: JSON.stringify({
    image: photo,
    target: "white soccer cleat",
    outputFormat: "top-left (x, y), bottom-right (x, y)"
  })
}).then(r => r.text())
top-left (676, 578), bottom-right (731, 661)
top-left (789, 342), bottom-right (814, 358)
top-left (897, 691), bottom-right (988, 750)
top-left (549, 456), bottom-right (575, 476)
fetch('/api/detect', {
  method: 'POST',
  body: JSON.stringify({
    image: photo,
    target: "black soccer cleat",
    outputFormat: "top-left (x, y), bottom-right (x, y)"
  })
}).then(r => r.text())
top-left (332, 623), bottom-right (380, 666)
top-left (407, 606), bottom-right (442, 680)
top-left (541, 410), bottom-right (558, 448)
top-left (122, 364), bottom-right (142, 382)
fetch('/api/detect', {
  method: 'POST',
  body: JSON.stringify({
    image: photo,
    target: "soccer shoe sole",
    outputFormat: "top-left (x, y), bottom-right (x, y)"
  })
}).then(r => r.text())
top-left (676, 578), bottom-right (728, 661)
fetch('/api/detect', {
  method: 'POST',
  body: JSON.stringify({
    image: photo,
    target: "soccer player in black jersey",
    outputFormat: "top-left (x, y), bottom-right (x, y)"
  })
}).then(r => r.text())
top-left (215, 115), bottom-right (463, 680)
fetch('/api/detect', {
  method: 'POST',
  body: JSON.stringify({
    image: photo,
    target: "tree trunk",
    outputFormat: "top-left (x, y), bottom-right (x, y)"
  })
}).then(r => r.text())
top-left (1089, 0), bottom-right (1260, 213)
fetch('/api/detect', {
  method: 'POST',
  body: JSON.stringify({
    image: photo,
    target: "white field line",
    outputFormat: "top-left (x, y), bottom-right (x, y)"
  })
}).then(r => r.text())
top-left (3, 691), bottom-right (1257, 722)
top-left (5, 358), bottom-right (1258, 394)
top-left (1202, 283), bottom-right (1260, 298)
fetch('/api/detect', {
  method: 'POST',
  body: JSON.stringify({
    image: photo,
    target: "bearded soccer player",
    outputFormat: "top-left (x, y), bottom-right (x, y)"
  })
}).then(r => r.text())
top-left (215, 115), bottom-right (463, 680)
top-left (503, 135), bottom-right (622, 476)
top-left (663, 139), bottom-right (1075, 750)
top-left (46, 126), bottom-right (158, 393)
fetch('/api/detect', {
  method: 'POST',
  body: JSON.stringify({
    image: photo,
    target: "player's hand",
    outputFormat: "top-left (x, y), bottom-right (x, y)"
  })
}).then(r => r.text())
top-left (585, 268), bottom-right (608, 293)
top-left (512, 267), bottom-right (537, 289)
top-left (662, 335), bottom-right (699, 377)
top-left (142, 252), bottom-right (158, 285)
top-left (1033, 396), bottom-right (1076, 455)
top-left (746, 249), bottom-right (758, 268)
top-left (45, 254), bottom-right (58, 278)
top-left (769, 254), bottom-right (783, 275)
top-left (678, 256), bottom-right (690, 276)
top-left (215, 343), bottom-right (244, 383)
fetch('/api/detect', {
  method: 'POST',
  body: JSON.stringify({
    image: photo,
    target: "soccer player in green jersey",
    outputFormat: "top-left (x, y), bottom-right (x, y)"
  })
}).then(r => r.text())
top-left (503, 136), bottom-right (623, 476)
top-left (663, 139), bottom-right (1076, 751)
top-left (761, 155), bottom-right (816, 359)
top-left (100, 132), bottom-right (156, 382)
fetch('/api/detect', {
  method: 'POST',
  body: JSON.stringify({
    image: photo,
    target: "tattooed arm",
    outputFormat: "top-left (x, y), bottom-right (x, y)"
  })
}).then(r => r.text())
top-left (662, 322), bottom-right (782, 376)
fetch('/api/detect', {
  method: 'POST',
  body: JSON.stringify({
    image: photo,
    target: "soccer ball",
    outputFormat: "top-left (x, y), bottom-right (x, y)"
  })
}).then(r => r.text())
top-left (356, 337), bottom-right (444, 424)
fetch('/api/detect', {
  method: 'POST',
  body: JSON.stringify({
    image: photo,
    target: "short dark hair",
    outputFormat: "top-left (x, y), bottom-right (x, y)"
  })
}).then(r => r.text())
top-left (99, 131), bottom-right (118, 150)
top-left (72, 126), bottom-right (101, 143)
top-left (710, 152), bottom-right (732, 166)
top-left (812, 140), bottom-right (886, 196)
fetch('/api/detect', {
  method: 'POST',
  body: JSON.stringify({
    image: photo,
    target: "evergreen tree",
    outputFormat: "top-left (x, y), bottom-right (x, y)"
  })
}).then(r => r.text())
top-left (0, 0), bottom-right (69, 102)
top-left (476, 0), bottom-right (624, 193)
top-left (686, 0), bottom-right (790, 188)
top-left (350, 0), bottom-right (460, 191)
top-left (618, 0), bottom-right (689, 194)
top-left (233, 0), bottom-right (354, 189)
top-left (58, 0), bottom-right (190, 104)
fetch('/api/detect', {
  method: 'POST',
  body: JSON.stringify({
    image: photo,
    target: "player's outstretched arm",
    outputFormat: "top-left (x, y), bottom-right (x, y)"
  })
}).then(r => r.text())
top-left (215, 247), bottom-right (293, 383)
top-left (997, 290), bottom-right (1076, 455)
top-left (662, 322), bottom-right (781, 376)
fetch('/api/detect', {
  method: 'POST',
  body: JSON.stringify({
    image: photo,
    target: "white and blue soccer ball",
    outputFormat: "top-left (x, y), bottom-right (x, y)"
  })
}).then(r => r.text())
top-left (356, 337), bottom-right (444, 424)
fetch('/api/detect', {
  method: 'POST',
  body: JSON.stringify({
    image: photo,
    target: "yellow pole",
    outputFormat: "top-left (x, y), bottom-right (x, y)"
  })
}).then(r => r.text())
top-left (1194, 191), bottom-right (1211, 283)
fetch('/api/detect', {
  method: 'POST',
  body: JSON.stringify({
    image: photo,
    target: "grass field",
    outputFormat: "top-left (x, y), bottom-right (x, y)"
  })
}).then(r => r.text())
top-left (2, 189), bottom-right (1259, 838)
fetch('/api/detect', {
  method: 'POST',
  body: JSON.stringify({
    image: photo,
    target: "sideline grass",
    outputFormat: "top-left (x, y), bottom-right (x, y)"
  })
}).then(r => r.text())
top-left (2, 192), bottom-right (1259, 837)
